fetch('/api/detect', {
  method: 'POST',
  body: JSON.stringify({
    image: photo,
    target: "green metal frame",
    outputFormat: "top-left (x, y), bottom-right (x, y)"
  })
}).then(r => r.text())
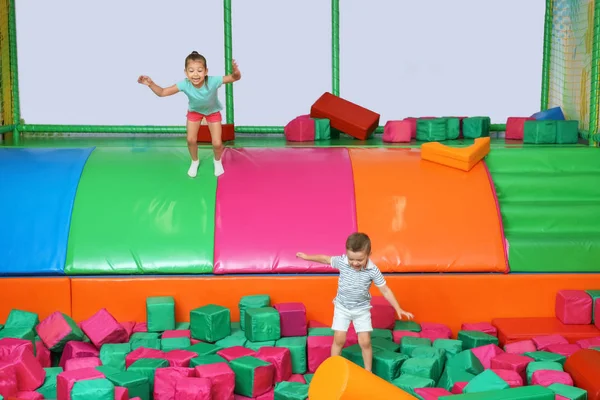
top-left (0, 0), bottom-right (596, 140)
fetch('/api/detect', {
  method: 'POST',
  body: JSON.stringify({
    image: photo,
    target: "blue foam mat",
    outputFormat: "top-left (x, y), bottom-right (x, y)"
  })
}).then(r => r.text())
top-left (0, 147), bottom-right (95, 275)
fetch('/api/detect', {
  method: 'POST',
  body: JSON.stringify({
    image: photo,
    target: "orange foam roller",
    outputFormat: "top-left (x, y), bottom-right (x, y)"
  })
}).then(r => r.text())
top-left (421, 137), bottom-right (491, 171)
top-left (308, 356), bottom-right (417, 400)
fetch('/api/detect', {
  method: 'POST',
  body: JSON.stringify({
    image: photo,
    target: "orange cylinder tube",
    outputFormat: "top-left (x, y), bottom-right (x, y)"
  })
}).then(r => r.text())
top-left (308, 356), bottom-right (418, 400)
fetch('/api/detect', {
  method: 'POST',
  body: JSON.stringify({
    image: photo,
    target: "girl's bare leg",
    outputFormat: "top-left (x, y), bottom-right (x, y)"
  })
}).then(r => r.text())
top-left (186, 119), bottom-right (201, 177)
top-left (208, 121), bottom-right (225, 176)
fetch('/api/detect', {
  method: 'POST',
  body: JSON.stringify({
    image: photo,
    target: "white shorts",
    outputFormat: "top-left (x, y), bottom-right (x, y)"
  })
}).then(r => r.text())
top-left (332, 303), bottom-right (372, 333)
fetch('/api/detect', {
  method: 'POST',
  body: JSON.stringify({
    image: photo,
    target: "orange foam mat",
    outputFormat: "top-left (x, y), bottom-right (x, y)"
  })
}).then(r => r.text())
top-left (0, 277), bottom-right (72, 321)
top-left (70, 274), bottom-right (600, 336)
top-left (564, 349), bottom-right (600, 400)
top-left (348, 148), bottom-right (507, 273)
top-left (493, 317), bottom-right (600, 346)
top-left (309, 356), bottom-right (417, 399)
top-left (421, 137), bottom-right (491, 172)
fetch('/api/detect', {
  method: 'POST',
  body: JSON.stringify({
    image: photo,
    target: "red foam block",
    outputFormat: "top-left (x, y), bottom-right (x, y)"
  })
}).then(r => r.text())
top-left (273, 303), bottom-right (307, 338)
top-left (383, 121), bottom-right (411, 143)
top-left (506, 117), bottom-right (535, 140)
top-left (195, 362), bottom-right (235, 400)
top-left (370, 297), bottom-right (395, 330)
top-left (256, 346), bottom-right (292, 383)
top-left (80, 308), bottom-right (128, 348)
top-left (556, 290), bottom-right (593, 325)
top-left (154, 367), bottom-right (194, 400)
top-left (174, 377), bottom-right (212, 400)
top-left (284, 115), bottom-right (315, 142)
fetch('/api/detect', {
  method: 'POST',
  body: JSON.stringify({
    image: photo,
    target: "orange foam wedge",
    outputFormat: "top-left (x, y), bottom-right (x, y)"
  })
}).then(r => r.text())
top-left (421, 137), bottom-right (491, 171)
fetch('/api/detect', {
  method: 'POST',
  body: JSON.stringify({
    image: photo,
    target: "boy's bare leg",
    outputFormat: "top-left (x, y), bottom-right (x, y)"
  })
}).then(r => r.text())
top-left (357, 332), bottom-right (373, 372)
top-left (331, 330), bottom-right (347, 357)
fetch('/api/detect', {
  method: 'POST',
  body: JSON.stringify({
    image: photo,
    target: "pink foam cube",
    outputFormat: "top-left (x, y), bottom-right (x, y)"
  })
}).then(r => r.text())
top-left (383, 120), bottom-right (412, 143)
top-left (545, 343), bottom-right (581, 357)
top-left (257, 346), bottom-right (292, 382)
top-left (80, 308), bottom-right (128, 348)
top-left (174, 377), bottom-right (212, 400)
top-left (471, 344), bottom-right (504, 369)
top-left (506, 117), bottom-right (535, 140)
top-left (35, 340), bottom-right (51, 368)
top-left (491, 369), bottom-right (523, 387)
top-left (556, 396), bottom-right (570, 400)
top-left (133, 322), bottom-right (147, 333)
top-left (191, 339), bottom-right (202, 345)
top-left (393, 330), bottom-right (420, 344)
top-left (15, 391), bottom-right (44, 399)
top-left (404, 117), bottom-right (418, 139)
top-left (533, 334), bottom-right (568, 351)
top-left (420, 330), bottom-right (451, 341)
top-left (576, 336), bottom-right (600, 349)
top-left (56, 367), bottom-right (105, 400)
top-left (154, 367), bottom-right (194, 400)
top-left (461, 322), bottom-right (497, 336)
top-left (490, 353), bottom-right (534, 381)
top-left (0, 361), bottom-right (18, 397)
top-left (284, 115), bottom-right (315, 142)
top-left (0, 338), bottom-right (35, 359)
top-left (115, 386), bottom-right (129, 400)
top-left (195, 362), bottom-right (235, 400)
top-left (414, 387), bottom-right (453, 399)
top-left (4, 346), bottom-right (45, 391)
top-left (59, 341), bottom-right (99, 368)
top-left (308, 320), bottom-right (327, 328)
top-left (217, 346), bottom-right (256, 362)
top-left (166, 350), bottom-right (198, 368)
top-left (307, 336), bottom-right (332, 373)
top-left (531, 370), bottom-right (573, 387)
top-left (345, 324), bottom-right (358, 348)
top-left (35, 312), bottom-right (82, 352)
top-left (120, 321), bottom-right (136, 338)
top-left (286, 374), bottom-right (306, 383)
top-left (125, 347), bottom-right (166, 368)
top-left (451, 382), bottom-right (468, 394)
top-left (273, 303), bottom-right (307, 337)
top-left (162, 330), bottom-right (191, 339)
top-left (420, 323), bottom-right (452, 339)
top-left (555, 290), bottom-right (593, 325)
top-left (504, 340), bottom-right (536, 355)
top-left (370, 297), bottom-right (396, 330)
top-left (64, 356), bottom-right (101, 371)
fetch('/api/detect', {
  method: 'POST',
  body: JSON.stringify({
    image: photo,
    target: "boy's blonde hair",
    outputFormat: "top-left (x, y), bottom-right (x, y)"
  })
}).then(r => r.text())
top-left (346, 232), bottom-right (371, 254)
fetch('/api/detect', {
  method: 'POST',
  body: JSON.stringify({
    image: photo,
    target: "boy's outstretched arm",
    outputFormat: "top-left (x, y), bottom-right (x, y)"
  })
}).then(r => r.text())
top-left (377, 284), bottom-right (414, 321)
top-left (223, 59), bottom-right (242, 84)
top-left (296, 252), bottom-right (331, 265)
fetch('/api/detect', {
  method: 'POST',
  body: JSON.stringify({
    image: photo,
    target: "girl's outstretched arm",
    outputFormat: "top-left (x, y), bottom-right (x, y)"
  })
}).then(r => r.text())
top-left (138, 75), bottom-right (179, 97)
top-left (223, 59), bottom-right (242, 84)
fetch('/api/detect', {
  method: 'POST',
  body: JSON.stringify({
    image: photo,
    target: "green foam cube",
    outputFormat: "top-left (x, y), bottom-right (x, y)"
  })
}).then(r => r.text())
top-left (342, 344), bottom-right (382, 368)
top-left (161, 336), bottom-right (191, 351)
top-left (433, 339), bottom-right (463, 362)
top-left (447, 350), bottom-right (484, 375)
top-left (463, 117), bottom-right (491, 139)
top-left (216, 333), bottom-right (247, 348)
top-left (190, 304), bottom-right (231, 342)
top-left (127, 358), bottom-right (169, 386)
top-left (524, 120), bottom-right (557, 144)
top-left (0, 327), bottom-right (35, 350)
top-left (130, 332), bottom-right (160, 350)
top-left (371, 337), bottom-right (400, 353)
top-left (463, 369), bottom-right (510, 393)
top-left (106, 371), bottom-right (150, 400)
top-left (556, 120), bottom-right (579, 144)
top-left (96, 365), bottom-right (121, 377)
top-left (35, 367), bottom-right (63, 399)
top-left (100, 343), bottom-right (131, 371)
top-left (245, 340), bottom-right (275, 351)
top-left (245, 307), bottom-right (281, 342)
top-left (444, 117), bottom-right (461, 140)
top-left (526, 361), bottom-right (563, 384)
top-left (391, 374), bottom-right (435, 396)
top-left (523, 350), bottom-right (566, 366)
top-left (372, 329), bottom-right (393, 341)
top-left (400, 357), bottom-right (440, 382)
top-left (5, 309), bottom-right (39, 330)
top-left (314, 118), bottom-right (331, 141)
top-left (437, 366), bottom-right (476, 392)
top-left (230, 322), bottom-right (242, 333)
top-left (400, 336), bottom-right (431, 356)
top-left (417, 118), bottom-right (448, 142)
top-left (229, 356), bottom-right (274, 398)
top-left (274, 381), bottom-right (310, 399)
top-left (71, 378), bottom-right (114, 400)
top-left (175, 322), bottom-right (190, 330)
top-left (394, 320), bottom-right (421, 332)
top-left (146, 296), bottom-right (175, 332)
top-left (187, 341), bottom-right (221, 356)
top-left (586, 290), bottom-right (600, 322)
top-left (189, 354), bottom-right (228, 367)
top-left (438, 386), bottom-right (556, 399)
top-left (304, 373), bottom-right (314, 385)
top-left (307, 327), bottom-right (334, 336)
top-left (458, 330), bottom-right (499, 349)
top-left (276, 336), bottom-right (307, 374)
top-left (239, 294), bottom-right (270, 331)
top-left (548, 383), bottom-right (587, 400)
top-left (411, 347), bottom-right (445, 378)
top-left (372, 349), bottom-right (408, 382)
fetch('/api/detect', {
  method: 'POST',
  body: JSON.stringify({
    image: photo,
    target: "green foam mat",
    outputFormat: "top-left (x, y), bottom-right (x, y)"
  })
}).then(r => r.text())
top-left (439, 386), bottom-right (555, 399)
top-left (486, 147), bottom-right (600, 272)
top-left (65, 147), bottom-right (217, 275)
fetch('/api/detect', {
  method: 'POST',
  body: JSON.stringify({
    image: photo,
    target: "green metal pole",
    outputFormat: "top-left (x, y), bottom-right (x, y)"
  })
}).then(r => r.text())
top-left (540, 0), bottom-right (554, 111)
top-left (0, 124), bottom-right (14, 134)
top-left (8, 0), bottom-right (20, 144)
top-left (19, 124), bottom-right (187, 134)
top-left (331, 0), bottom-right (340, 96)
top-left (588, 0), bottom-right (600, 146)
top-left (224, 0), bottom-right (234, 124)
top-left (235, 126), bottom-right (284, 134)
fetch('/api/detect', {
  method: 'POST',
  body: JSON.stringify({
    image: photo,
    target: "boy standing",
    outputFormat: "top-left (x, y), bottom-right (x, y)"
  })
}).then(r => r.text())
top-left (296, 232), bottom-right (413, 372)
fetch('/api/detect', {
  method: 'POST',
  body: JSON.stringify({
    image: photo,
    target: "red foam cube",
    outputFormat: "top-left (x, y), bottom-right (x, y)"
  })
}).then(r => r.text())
top-left (273, 303), bottom-right (307, 337)
top-left (198, 124), bottom-right (234, 143)
top-left (284, 115), bottom-right (315, 142)
top-left (256, 346), bottom-right (292, 382)
top-left (80, 308), bottom-right (128, 348)
top-left (195, 362), bottom-right (235, 400)
top-left (383, 121), bottom-right (412, 143)
top-left (370, 297), bottom-right (396, 330)
top-left (154, 367), bottom-right (194, 400)
top-left (506, 117), bottom-right (535, 140)
top-left (555, 290), bottom-right (593, 325)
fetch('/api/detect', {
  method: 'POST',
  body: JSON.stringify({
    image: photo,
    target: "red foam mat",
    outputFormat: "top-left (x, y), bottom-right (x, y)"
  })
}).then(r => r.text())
top-left (492, 317), bottom-right (600, 346)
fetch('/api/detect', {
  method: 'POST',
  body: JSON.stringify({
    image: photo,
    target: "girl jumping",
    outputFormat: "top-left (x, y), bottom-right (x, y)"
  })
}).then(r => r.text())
top-left (138, 51), bottom-right (241, 177)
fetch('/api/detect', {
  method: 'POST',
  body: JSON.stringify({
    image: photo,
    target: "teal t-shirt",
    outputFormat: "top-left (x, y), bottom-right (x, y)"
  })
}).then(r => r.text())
top-left (176, 75), bottom-right (223, 115)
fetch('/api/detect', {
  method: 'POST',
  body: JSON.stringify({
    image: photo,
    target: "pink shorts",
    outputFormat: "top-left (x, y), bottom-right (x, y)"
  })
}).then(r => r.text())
top-left (187, 111), bottom-right (222, 123)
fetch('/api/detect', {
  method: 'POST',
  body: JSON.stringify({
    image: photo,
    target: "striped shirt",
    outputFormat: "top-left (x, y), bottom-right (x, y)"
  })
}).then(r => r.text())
top-left (331, 255), bottom-right (387, 310)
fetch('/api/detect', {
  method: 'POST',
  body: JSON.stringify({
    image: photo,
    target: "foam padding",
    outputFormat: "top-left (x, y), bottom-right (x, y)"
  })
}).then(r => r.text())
top-left (65, 147), bottom-right (216, 275)
top-left (564, 349), bottom-right (600, 400)
top-left (421, 137), bottom-right (490, 172)
top-left (486, 147), bottom-right (600, 272)
top-left (348, 148), bottom-right (507, 272)
top-left (0, 148), bottom-right (94, 275)
top-left (0, 277), bottom-right (72, 322)
top-left (492, 317), bottom-right (600, 346)
top-left (308, 356), bottom-right (418, 399)
top-left (213, 148), bottom-right (356, 273)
